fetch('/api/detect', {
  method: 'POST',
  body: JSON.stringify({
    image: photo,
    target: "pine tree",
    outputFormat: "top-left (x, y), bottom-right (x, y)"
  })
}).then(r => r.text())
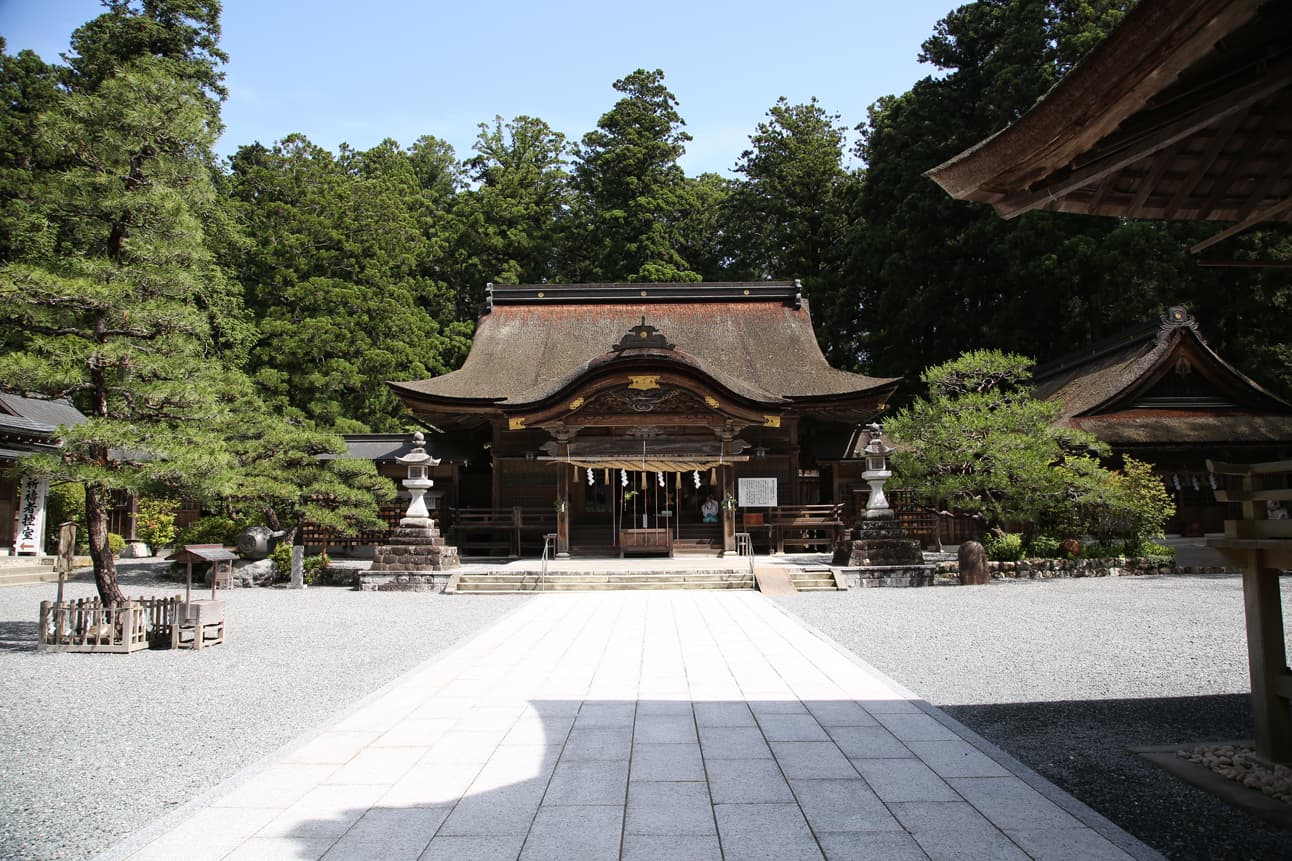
top-left (0, 5), bottom-right (234, 603)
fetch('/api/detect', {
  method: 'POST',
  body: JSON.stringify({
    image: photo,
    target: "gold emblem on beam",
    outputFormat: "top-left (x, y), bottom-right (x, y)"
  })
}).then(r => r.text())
top-left (568, 397), bottom-right (585, 411)
top-left (508, 417), bottom-right (527, 430)
top-left (628, 375), bottom-right (660, 390)
top-left (763, 415), bottom-right (781, 428)
top-left (705, 396), bottom-right (719, 409)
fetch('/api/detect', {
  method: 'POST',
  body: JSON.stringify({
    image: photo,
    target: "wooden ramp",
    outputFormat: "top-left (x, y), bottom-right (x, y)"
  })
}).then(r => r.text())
top-left (753, 566), bottom-right (797, 595)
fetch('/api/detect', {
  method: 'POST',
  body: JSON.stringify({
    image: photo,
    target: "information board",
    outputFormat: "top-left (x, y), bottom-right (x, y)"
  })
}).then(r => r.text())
top-left (737, 477), bottom-right (777, 508)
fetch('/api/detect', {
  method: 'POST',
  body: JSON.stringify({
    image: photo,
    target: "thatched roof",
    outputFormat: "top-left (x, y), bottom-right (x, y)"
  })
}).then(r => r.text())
top-left (391, 283), bottom-right (899, 429)
top-left (926, 0), bottom-right (1292, 252)
top-left (1033, 307), bottom-right (1292, 446)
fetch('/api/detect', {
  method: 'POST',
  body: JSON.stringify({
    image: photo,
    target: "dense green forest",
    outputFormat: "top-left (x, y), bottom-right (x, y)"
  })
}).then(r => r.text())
top-left (3, 0), bottom-right (1290, 441)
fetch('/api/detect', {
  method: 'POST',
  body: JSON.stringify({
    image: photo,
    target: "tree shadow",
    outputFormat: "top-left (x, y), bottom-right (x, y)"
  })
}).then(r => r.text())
top-left (0, 620), bottom-right (38, 652)
top-left (105, 695), bottom-right (1270, 861)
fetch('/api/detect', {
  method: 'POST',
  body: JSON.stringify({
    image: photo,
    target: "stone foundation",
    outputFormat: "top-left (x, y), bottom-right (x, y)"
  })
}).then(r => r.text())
top-left (840, 564), bottom-right (936, 588)
top-left (358, 571), bottom-right (452, 592)
top-left (360, 523), bottom-right (460, 592)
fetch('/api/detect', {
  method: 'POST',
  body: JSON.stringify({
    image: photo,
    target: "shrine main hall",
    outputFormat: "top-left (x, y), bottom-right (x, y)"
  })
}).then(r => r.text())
top-left (388, 282), bottom-right (899, 556)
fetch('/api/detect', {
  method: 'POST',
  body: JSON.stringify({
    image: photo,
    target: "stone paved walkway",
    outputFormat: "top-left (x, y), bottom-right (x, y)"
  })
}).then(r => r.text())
top-left (105, 591), bottom-right (1163, 861)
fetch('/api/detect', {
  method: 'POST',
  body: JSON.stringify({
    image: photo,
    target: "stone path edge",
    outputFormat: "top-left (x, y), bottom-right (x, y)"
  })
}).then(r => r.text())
top-left (762, 596), bottom-right (1169, 861)
top-left (90, 595), bottom-right (541, 861)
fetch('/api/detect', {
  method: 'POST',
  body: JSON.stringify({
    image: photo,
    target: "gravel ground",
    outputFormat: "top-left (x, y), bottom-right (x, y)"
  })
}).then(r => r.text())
top-left (775, 574), bottom-right (1292, 861)
top-left (0, 561), bottom-right (529, 861)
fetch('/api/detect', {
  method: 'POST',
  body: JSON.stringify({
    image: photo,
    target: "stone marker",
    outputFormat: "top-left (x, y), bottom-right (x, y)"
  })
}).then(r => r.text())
top-left (958, 540), bottom-right (989, 585)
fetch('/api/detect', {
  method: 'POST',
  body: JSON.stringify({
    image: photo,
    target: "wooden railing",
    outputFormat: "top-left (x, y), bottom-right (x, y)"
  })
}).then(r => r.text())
top-left (38, 595), bottom-right (181, 653)
top-left (768, 504), bottom-right (845, 553)
top-left (447, 507), bottom-right (558, 557)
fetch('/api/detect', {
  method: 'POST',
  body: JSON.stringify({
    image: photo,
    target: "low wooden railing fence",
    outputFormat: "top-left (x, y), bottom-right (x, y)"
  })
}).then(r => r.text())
top-left (38, 595), bottom-right (182, 653)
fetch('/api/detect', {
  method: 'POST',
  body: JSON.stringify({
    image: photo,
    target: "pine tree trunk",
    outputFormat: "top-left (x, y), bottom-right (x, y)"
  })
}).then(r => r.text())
top-left (85, 485), bottom-right (125, 605)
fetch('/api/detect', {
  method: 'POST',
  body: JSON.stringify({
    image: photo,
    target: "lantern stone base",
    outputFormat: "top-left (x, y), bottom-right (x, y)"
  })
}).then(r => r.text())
top-left (360, 525), bottom-right (460, 592)
top-left (832, 517), bottom-right (924, 567)
top-left (840, 564), bottom-right (936, 588)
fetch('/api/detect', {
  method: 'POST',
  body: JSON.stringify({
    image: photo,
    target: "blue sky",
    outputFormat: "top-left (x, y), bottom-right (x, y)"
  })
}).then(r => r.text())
top-left (1, 0), bottom-right (955, 176)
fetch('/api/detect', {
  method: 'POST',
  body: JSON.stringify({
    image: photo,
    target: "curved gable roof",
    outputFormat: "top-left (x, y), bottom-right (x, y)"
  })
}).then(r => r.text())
top-left (391, 283), bottom-right (899, 424)
top-left (1033, 308), bottom-right (1291, 438)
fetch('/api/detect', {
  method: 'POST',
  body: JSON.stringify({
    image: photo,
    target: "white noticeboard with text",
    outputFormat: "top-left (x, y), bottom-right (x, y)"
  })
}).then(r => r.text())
top-left (737, 477), bottom-right (777, 508)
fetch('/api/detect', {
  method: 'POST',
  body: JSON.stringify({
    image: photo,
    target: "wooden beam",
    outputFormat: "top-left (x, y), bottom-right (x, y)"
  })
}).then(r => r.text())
top-left (1189, 195), bottom-right (1292, 253)
top-left (1164, 111), bottom-right (1247, 218)
top-left (998, 55), bottom-right (1292, 219)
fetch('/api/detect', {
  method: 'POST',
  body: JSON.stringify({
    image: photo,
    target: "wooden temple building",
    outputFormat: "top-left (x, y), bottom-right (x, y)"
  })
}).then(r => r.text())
top-left (389, 282), bottom-right (899, 556)
top-left (926, 0), bottom-right (1292, 762)
top-left (1033, 306), bottom-right (1292, 535)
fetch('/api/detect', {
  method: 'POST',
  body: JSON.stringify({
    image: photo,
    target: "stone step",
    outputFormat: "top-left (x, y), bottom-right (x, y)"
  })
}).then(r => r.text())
top-left (456, 573), bottom-right (751, 585)
top-left (452, 571), bottom-right (755, 593)
top-left (0, 566), bottom-right (61, 586)
top-left (457, 576), bottom-right (754, 589)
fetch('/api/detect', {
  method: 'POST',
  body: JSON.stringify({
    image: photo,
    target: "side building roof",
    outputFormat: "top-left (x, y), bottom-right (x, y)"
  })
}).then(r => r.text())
top-left (390, 282), bottom-right (900, 428)
top-left (1033, 307), bottom-right (1292, 446)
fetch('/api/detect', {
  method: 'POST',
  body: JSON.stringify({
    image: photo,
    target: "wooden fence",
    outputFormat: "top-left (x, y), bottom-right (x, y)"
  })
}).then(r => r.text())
top-left (38, 595), bottom-right (181, 653)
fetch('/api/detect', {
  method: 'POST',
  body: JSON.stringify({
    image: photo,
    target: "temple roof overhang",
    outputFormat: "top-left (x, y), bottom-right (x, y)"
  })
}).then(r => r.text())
top-left (390, 283), bottom-right (900, 431)
top-left (925, 0), bottom-right (1292, 252)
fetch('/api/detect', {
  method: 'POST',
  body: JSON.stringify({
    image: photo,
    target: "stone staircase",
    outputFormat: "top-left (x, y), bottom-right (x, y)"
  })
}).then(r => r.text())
top-left (790, 565), bottom-right (843, 592)
top-left (0, 556), bottom-right (60, 587)
top-left (449, 568), bottom-right (754, 594)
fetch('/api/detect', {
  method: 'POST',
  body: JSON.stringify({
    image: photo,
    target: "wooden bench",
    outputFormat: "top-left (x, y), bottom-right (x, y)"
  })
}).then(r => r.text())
top-left (769, 504), bottom-right (845, 553)
top-left (449, 507), bottom-right (558, 557)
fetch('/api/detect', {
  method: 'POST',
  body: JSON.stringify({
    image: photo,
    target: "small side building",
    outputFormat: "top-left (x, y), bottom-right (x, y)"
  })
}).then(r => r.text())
top-left (0, 392), bottom-right (86, 555)
top-left (1033, 307), bottom-right (1292, 534)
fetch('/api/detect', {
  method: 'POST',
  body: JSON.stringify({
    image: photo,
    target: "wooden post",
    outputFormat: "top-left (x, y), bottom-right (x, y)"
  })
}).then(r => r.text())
top-left (1243, 551), bottom-right (1292, 763)
top-left (721, 465), bottom-right (736, 555)
top-left (511, 506), bottom-right (523, 558)
top-left (556, 466), bottom-right (570, 558)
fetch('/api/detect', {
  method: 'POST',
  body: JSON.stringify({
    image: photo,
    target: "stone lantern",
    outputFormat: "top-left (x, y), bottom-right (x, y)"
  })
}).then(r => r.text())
top-left (395, 431), bottom-right (441, 527)
top-left (861, 423), bottom-right (895, 519)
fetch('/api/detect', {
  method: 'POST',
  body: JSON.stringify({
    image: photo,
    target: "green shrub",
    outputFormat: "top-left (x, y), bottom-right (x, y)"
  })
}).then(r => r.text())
top-left (106, 532), bottom-right (126, 556)
top-left (136, 498), bottom-right (180, 547)
top-left (1027, 534), bottom-right (1062, 559)
top-left (1131, 539), bottom-right (1175, 560)
top-left (176, 516), bottom-right (240, 548)
top-left (302, 552), bottom-right (330, 585)
top-left (983, 532), bottom-right (1025, 561)
top-left (268, 542), bottom-right (292, 582)
top-left (1081, 539), bottom-right (1128, 559)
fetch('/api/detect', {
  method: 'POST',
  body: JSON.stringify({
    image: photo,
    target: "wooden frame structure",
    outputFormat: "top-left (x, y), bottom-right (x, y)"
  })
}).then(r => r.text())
top-left (1207, 460), bottom-right (1292, 763)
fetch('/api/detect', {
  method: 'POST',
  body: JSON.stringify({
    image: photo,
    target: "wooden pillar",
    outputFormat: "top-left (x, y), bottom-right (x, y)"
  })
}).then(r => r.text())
top-left (721, 465), bottom-right (736, 555)
top-left (1243, 551), bottom-right (1292, 763)
top-left (556, 462), bottom-right (570, 558)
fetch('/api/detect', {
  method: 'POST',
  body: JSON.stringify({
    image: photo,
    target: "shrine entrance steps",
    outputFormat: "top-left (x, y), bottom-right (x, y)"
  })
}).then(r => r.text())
top-left (0, 556), bottom-right (59, 587)
top-left (449, 568), bottom-right (755, 594)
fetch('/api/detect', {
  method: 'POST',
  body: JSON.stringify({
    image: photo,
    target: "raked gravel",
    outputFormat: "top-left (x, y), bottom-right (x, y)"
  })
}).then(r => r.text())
top-left (774, 574), bottom-right (1292, 861)
top-left (0, 561), bottom-right (528, 861)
